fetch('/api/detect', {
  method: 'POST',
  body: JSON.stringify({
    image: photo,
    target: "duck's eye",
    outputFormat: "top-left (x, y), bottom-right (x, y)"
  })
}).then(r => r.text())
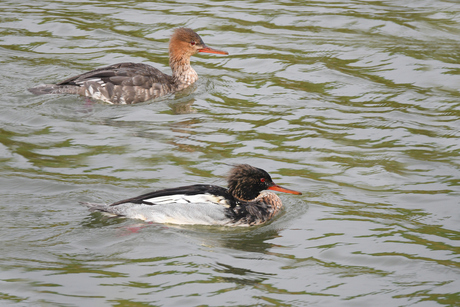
top-left (260, 178), bottom-right (266, 183)
top-left (190, 41), bottom-right (196, 46)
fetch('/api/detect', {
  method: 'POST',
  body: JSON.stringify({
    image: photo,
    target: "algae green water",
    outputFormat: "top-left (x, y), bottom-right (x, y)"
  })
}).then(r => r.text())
top-left (1, 0), bottom-right (459, 306)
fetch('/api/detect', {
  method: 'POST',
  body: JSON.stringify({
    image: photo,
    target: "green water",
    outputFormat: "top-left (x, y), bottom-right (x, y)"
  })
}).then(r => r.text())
top-left (1, 0), bottom-right (459, 306)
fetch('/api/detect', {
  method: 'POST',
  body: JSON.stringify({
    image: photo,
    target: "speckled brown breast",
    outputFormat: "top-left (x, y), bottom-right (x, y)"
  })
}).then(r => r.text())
top-left (232, 191), bottom-right (284, 226)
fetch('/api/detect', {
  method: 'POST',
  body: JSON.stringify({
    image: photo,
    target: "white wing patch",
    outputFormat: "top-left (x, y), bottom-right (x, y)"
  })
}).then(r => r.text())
top-left (80, 78), bottom-right (115, 103)
top-left (143, 193), bottom-right (231, 208)
top-left (77, 78), bottom-right (106, 86)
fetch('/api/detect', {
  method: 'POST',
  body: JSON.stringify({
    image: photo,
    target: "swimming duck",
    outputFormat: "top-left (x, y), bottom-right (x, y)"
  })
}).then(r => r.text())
top-left (82, 164), bottom-right (302, 226)
top-left (29, 28), bottom-right (228, 104)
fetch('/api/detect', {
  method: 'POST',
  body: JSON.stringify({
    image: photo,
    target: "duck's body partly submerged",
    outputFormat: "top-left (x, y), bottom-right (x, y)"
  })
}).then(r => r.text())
top-left (82, 164), bottom-right (302, 226)
top-left (28, 28), bottom-right (228, 104)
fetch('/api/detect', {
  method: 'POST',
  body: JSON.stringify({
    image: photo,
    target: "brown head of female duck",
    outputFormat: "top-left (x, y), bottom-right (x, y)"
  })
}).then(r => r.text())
top-left (28, 28), bottom-right (228, 104)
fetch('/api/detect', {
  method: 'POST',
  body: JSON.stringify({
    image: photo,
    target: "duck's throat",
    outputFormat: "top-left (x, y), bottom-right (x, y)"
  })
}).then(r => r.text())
top-left (170, 58), bottom-right (198, 88)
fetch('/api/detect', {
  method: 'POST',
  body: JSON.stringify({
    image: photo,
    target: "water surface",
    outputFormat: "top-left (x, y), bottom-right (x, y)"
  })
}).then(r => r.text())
top-left (1, 0), bottom-right (459, 306)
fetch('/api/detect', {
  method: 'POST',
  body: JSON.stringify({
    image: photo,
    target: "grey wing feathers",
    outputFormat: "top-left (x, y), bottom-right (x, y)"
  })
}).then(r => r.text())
top-left (57, 62), bottom-right (173, 88)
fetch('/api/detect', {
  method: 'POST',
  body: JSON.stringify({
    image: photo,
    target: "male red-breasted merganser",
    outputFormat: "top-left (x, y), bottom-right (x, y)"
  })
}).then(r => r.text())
top-left (82, 164), bottom-right (302, 226)
top-left (28, 28), bottom-right (228, 104)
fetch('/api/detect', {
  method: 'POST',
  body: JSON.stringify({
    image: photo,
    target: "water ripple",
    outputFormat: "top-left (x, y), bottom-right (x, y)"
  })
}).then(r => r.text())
top-left (1, 0), bottom-right (459, 306)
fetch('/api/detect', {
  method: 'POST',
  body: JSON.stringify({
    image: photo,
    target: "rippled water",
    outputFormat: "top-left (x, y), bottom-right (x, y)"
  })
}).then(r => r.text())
top-left (1, 0), bottom-right (460, 306)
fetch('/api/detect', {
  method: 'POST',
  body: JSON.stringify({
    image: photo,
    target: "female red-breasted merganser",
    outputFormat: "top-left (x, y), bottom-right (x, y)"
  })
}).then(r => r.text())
top-left (82, 164), bottom-right (302, 226)
top-left (28, 28), bottom-right (228, 104)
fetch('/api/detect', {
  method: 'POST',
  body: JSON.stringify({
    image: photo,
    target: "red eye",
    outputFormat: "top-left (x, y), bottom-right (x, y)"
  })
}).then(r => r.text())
top-left (190, 41), bottom-right (196, 46)
top-left (260, 178), bottom-right (265, 183)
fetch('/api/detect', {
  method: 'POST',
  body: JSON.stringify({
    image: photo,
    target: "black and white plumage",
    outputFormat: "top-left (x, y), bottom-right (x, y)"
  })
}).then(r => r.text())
top-left (81, 164), bottom-right (302, 226)
top-left (28, 28), bottom-right (228, 104)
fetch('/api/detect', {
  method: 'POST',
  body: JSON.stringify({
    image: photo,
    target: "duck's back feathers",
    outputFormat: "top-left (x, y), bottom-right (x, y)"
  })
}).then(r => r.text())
top-left (111, 184), bottom-right (232, 206)
top-left (29, 63), bottom-right (176, 104)
top-left (56, 63), bottom-right (173, 87)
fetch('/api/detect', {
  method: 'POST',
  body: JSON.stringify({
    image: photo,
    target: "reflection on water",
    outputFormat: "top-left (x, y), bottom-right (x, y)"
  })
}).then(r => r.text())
top-left (1, 0), bottom-right (460, 306)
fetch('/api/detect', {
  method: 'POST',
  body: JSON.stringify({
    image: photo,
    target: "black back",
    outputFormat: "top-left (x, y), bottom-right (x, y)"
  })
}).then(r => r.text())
top-left (110, 184), bottom-right (234, 206)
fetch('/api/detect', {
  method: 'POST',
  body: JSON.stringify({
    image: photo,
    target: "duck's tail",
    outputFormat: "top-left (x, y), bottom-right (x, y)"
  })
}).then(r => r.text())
top-left (79, 202), bottom-right (111, 212)
top-left (28, 84), bottom-right (80, 95)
